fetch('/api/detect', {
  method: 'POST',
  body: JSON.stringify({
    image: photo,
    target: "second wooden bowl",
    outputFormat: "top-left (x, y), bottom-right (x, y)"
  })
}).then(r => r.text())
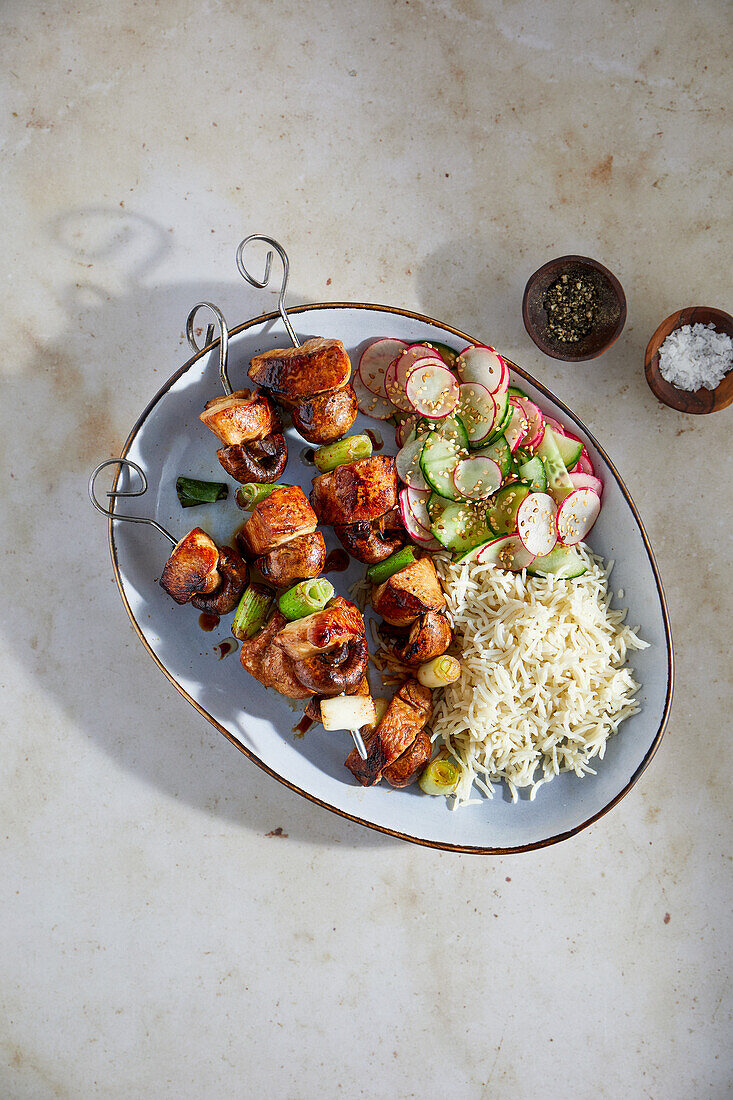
top-left (644, 306), bottom-right (733, 414)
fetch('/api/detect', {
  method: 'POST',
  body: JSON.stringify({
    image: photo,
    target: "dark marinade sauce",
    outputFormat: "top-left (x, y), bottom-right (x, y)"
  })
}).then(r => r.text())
top-left (323, 548), bottom-right (350, 574)
top-left (364, 428), bottom-right (384, 451)
top-left (198, 612), bottom-right (220, 632)
top-left (214, 638), bottom-right (238, 660)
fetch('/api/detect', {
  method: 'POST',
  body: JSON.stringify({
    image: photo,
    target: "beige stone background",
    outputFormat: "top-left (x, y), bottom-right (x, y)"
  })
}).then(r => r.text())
top-left (1, 1), bottom-right (731, 1097)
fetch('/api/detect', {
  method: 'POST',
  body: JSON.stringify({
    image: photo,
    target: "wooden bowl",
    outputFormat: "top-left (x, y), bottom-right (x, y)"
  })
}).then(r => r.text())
top-left (522, 255), bottom-right (627, 361)
top-left (644, 306), bottom-right (733, 414)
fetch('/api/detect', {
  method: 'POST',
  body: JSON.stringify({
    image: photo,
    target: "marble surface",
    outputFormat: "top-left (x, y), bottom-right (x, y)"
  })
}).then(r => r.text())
top-left (1, 2), bottom-right (730, 1097)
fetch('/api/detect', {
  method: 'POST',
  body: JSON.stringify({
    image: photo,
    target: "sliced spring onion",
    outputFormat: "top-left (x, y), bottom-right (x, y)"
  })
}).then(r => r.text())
top-left (366, 546), bottom-right (416, 585)
top-left (418, 750), bottom-right (460, 796)
top-left (176, 476), bottom-right (228, 508)
top-left (235, 483), bottom-right (287, 510)
top-left (231, 584), bottom-right (273, 640)
top-left (313, 434), bottom-right (373, 473)
top-left (278, 577), bottom-right (335, 621)
top-left (417, 655), bottom-right (461, 689)
top-left (320, 694), bottom-right (376, 731)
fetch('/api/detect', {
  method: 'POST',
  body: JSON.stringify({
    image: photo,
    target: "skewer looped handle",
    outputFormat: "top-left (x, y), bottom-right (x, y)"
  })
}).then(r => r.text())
top-left (236, 235), bottom-right (301, 349)
top-left (88, 459), bottom-right (176, 545)
top-left (186, 302), bottom-right (232, 396)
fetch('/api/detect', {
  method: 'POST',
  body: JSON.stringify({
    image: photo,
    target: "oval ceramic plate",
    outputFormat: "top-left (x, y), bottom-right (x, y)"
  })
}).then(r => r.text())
top-left (111, 304), bottom-right (673, 852)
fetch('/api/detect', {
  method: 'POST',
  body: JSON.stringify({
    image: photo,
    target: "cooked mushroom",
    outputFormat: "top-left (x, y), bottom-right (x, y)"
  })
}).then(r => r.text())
top-left (239, 485), bottom-right (318, 556)
top-left (191, 546), bottom-right (249, 615)
top-left (159, 528), bottom-right (221, 605)
top-left (291, 385), bottom-right (358, 445)
top-left (334, 505), bottom-right (405, 564)
top-left (370, 556), bottom-right (446, 627)
top-left (310, 455), bottom-right (398, 528)
top-left (256, 531), bottom-right (327, 588)
top-left (216, 432), bottom-right (288, 484)
top-left (392, 610), bottom-right (452, 666)
top-left (345, 678), bottom-right (433, 786)
top-left (293, 635), bottom-right (369, 696)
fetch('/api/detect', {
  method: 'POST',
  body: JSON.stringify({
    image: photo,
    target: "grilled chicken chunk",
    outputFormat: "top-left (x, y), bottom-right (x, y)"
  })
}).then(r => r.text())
top-left (290, 384), bottom-right (357, 444)
top-left (239, 611), bottom-right (314, 699)
top-left (345, 679), bottom-right (433, 786)
top-left (310, 455), bottom-right (398, 527)
top-left (239, 485), bottom-right (318, 556)
top-left (370, 556), bottom-right (446, 627)
top-left (393, 610), bottom-right (452, 666)
top-left (249, 337), bottom-right (351, 397)
top-left (159, 528), bottom-right (221, 605)
top-left (256, 531), bottom-right (326, 588)
top-left (274, 597), bottom-right (365, 660)
top-left (382, 728), bottom-right (431, 788)
top-left (199, 389), bottom-right (279, 446)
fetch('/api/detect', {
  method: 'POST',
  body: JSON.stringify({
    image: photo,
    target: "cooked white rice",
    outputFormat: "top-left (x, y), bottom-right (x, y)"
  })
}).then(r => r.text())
top-left (432, 546), bottom-right (649, 805)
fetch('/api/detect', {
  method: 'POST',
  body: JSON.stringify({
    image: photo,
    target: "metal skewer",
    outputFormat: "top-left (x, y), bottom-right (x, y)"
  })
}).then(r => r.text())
top-left (236, 234), bottom-right (300, 348)
top-left (89, 459), bottom-right (177, 545)
top-left (185, 302), bottom-right (233, 395)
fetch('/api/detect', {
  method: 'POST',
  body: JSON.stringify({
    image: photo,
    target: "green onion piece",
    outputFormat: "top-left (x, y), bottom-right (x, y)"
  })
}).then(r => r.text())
top-left (231, 584), bottom-right (273, 640)
top-left (418, 750), bottom-right (460, 796)
top-left (313, 434), bottom-right (372, 473)
top-left (366, 547), bottom-right (416, 586)
top-left (278, 578), bottom-right (335, 621)
top-left (417, 654), bottom-right (461, 689)
top-left (235, 483), bottom-right (288, 510)
top-left (176, 477), bottom-right (228, 508)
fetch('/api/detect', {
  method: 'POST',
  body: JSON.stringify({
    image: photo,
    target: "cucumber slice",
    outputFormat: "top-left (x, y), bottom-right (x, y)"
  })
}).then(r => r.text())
top-left (435, 413), bottom-right (469, 451)
top-left (537, 427), bottom-right (574, 501)
top-left (553, 432), bottom-right (583, 471)
top-left (427, 491), bottom-right (449, 523)
top-left (431, 501), bottom-right (495, 554)
top-left (474, 436), bottom-right (511, 477)
top-left (518, 455), bottom-right (547, 492)
top-left (456, 383), bottom-right (496, 445)
top-left (507, 385), bottom-right (528, 399)
top-left (486, 388), bottom-right (510, 441)
top-left (429, 341), bottom-right (459, 367)
top-left (526, 545), bottom-right (587, 577)
top-left (487, 483), bottom-right (532, 535)
top-left (419, 432), bottom-right (463, 501)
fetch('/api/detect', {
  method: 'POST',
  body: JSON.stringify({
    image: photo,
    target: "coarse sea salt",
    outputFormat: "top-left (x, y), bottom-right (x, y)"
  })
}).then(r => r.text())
top-left (658, 322), bottom-right (733, 392)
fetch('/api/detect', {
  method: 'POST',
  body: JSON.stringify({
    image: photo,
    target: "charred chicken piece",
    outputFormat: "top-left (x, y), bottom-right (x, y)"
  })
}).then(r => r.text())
top-left (159, 528), bottom-right (221, 605)
top-left (382, 728), bottom-right (432, 788)
top-left (199, 388), bottom-right (287, 485)
top-left (248, 337), bottom-right (357, 445)
top-left (239, 611), bottom-right (314, 699)
top-left (200, 389), bottom-right (280, 445)
top-left (191, 546), bottom-right (249, 616)
top-left (256, 531), bottom-right (327, 588)
top-left (334, 505), bottom-right (405, 565)
top-left (239, 485), bottom-right (318, 556)
top-left (310, 455), bottom-right (398, 528)
top-left (391, 610), bottom-right (452, 666)
top-left (345, 678), bottom-right (433, 786)
top-left (249, 337), bottom-right (351, 397)
top-left (370, 556), bottom-right (446, 627)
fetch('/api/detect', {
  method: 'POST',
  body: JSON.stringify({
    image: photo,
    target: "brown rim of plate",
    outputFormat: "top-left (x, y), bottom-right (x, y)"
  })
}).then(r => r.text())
top-left (108, 301), bottom-right (674, 854)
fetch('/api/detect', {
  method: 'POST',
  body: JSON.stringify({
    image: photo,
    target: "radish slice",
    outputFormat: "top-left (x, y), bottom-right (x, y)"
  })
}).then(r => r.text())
top-left (556, 489), bottom-right (601, 546)
top-left (456, 383), bottom-right (496, 444)
top-left (543, 416), bottom-right (566, 437)
top-left (516, 492), bottom-right (557, 557)
top-left (510, 396), bottom-right (544, 449)
top-left (569, 471), bottom-right (603, 497)
top-left (455, 345), bottom-right (509, 394)
top-left (399, 488), bottom-right (433, 543)
top-left (452, 456), bottom-right (502, 500)
top-left (405, 361), bottom-right (459, 419)
top-left (406, 486), bottom-right (432, 527)
top-left (503, 404), bottom-right (529, 452)
top-left (353, 371), bottom-right (395, 420)
top-left (358, 338), bottom-right (407, 398)
top-left (395, 415), bottom-right (419, 449)
top-left (384, 356), bottom-right (415, 413)
top-left (476, 534), bottom-right (535, 572)
top-left (396, 437), bottom-right (429, 491)
top-left (576, 449), bottom-right (595, 476)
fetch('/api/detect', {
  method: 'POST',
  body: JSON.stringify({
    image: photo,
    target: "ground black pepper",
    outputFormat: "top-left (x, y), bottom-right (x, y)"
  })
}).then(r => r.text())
top-left (543, 273), bottom-right (600, 343)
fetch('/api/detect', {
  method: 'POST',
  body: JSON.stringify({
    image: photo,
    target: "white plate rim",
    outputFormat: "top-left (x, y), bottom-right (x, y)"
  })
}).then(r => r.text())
top-left (108, 301), bottom-right (674, 854)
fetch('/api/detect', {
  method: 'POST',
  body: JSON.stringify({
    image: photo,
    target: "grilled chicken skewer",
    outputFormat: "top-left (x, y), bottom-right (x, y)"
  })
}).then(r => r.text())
top-left (310, 454), bottom-right (406, 564)
top-left (186, 302), bottom-right (288, 485)
top-left (370, 555), bottom-right (452, 667)
top-left (236, 484), bottom-right (372, 756)
top-left (345, 678), bottom-right (433, 787)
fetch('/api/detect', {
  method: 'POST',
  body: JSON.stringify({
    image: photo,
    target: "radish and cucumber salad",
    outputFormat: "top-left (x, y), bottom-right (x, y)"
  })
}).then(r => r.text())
top-left (355, 339), bottom-right (602, 577)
